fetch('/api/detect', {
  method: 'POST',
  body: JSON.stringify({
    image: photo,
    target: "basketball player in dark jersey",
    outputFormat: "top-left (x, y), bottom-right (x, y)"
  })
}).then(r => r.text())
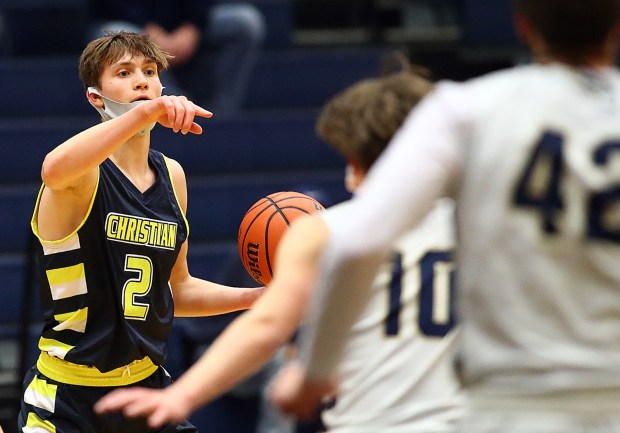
top-left (17, 31), bottom-right (263, 433)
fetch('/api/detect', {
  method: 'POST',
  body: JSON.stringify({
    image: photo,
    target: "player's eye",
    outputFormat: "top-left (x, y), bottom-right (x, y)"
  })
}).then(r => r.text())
top-left (144, 68), bottom-right (157, 77)
top-left (118, 70), bottom-right (130, 77)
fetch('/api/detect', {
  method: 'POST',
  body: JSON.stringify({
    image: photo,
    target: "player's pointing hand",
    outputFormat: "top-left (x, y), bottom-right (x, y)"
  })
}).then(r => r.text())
top-left (143, 95), bottom-right (213, 135)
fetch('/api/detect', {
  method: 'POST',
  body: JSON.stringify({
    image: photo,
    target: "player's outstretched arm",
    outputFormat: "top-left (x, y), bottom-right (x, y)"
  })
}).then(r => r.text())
top-left (42, 96), bottom-right (212, 191)
top-left (95, 215), bottom-right (329, 428)
top-left (163, 155), bottom-right (264, 317)
top-left (168, 240), bottom-right (265, 316)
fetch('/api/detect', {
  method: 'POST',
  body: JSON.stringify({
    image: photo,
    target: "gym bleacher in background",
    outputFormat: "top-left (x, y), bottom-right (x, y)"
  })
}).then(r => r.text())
top-left (0, 1), bottom-right (522, 432)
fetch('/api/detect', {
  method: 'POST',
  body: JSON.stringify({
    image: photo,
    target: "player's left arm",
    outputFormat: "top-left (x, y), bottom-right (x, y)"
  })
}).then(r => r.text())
top-left (165, 157), bottom-right (263, 316)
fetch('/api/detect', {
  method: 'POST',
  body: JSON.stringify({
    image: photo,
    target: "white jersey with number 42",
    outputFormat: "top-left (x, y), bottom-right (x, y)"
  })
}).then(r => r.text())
top-left (450, 65), bottom-right (620, 405)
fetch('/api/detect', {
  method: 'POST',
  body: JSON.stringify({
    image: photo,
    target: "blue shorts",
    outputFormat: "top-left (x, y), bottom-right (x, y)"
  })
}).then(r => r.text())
top-left (18, 364), bottom-right (198, 433)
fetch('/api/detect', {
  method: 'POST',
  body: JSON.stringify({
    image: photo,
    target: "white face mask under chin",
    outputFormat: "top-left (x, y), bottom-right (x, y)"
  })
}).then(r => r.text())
top-left (87, 87), bottom-right (158, 136)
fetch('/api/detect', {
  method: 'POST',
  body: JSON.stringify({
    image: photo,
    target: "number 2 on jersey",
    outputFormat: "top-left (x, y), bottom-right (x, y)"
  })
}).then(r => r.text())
top-left (122, 254), bottom-right (153, 320)
top-left (385, 251), bottom-right (456, 337)
top-left (513, 130), bottom-right (620, 241)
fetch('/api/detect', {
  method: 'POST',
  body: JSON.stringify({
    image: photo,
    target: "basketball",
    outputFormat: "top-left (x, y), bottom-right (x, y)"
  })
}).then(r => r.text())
top-left (238, 191), bottom-right (325, 285)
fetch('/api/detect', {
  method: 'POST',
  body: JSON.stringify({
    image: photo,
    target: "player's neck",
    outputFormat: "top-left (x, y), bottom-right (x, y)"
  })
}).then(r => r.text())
top-left (110, 140), bottom-right (155, 191)
top-left (534, 36), bottom-right (619, 68)
top-left (538, 52), bottom-right (617, 69)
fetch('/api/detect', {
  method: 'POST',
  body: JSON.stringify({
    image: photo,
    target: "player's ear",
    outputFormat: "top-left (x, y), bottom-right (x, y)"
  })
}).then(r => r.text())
top-left (86, 87), bottom-right (104, 108)
top-left (609, 22), bottom-right (620, 44)
top-left (513, 12), bottom-right (531, 43)
top-left (345, 161), bottom-right (365, 193)
top-left (513, 12), bottom-right (548, 61)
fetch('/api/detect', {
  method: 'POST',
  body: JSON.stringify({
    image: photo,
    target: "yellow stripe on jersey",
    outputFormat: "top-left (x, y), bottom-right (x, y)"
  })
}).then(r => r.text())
top-left (46, 264), bottom-right (87, 300)
top-left (36, 351), bottom-right (158, 387)
top-left (24, 375), bottom-right (57, 413)
top-left (53, 308), bottom-right (88, 333)
top-left (24, 411), bottom-right (56, 433)
top-left (38, 337), bottom-right (74, 360)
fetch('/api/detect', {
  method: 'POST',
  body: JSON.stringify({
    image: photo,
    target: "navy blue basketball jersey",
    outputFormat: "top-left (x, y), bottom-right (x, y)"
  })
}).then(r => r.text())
top-left (31, 150), bottom-right (188, 375)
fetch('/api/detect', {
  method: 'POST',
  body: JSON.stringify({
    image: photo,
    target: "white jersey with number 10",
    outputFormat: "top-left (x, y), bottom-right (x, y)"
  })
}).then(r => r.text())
top-left (321, 198), bottom-right (463, 433)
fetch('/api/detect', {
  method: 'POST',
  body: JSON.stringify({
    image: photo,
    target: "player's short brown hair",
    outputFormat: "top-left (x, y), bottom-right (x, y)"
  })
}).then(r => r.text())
top-left (316, 52), bottom-right (433, 173)
top-left (514, 0), bottom-right (620, 62)
top-left (78, 31), bottom-right (171, 91)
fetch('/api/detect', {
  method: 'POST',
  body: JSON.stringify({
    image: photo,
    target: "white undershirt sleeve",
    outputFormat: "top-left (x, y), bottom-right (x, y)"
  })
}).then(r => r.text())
top-left (299, 82), bottom-right (469, 380)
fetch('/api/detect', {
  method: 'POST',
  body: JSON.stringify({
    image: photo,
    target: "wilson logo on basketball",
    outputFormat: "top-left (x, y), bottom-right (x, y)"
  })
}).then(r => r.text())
top-left (246, 242), bottom-right (262, 280)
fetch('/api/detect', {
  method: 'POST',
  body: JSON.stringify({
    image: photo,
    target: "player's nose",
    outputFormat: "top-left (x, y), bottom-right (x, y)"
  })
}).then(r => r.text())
top-left (134, 72), bottom-right (149, 90)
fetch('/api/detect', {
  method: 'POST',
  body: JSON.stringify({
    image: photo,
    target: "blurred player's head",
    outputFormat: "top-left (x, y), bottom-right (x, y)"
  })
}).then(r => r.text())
top-left (78, 31), bottom-right (171, 91)
top-left (513, 0), bottom-right (620, 64)
top-left (315, 52), bottom-right (433, 191)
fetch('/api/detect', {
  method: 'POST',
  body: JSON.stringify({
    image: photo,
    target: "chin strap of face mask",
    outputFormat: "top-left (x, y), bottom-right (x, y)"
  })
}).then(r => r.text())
top-left (87, 87), bottom-right (164, 136)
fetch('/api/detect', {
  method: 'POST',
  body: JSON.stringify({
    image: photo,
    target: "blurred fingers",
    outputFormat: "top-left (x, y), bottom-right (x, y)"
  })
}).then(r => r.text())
top-left (94, 388), bottom-right (150, 414)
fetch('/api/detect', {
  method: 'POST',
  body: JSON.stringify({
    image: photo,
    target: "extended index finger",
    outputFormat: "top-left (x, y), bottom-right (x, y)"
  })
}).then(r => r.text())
top-left (193, 104), bottom-right (213, 119)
